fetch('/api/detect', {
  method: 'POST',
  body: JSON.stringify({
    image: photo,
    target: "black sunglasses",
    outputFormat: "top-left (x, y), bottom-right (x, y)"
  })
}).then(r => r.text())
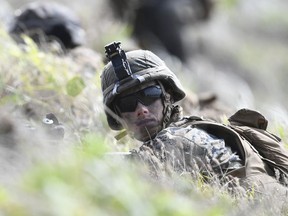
top-left (116, 85), bottom-right (162, 113)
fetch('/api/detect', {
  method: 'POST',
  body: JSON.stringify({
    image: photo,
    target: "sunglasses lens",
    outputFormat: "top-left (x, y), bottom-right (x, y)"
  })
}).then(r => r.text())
top-left (116, 85), bottom-right (162, 113)
top-left (138, 86), bottom-right (162, 106)
top-left (117, 96), bottom-right (138, 113)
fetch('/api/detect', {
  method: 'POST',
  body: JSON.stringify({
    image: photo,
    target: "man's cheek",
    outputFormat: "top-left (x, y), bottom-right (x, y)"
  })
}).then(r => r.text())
top-left (121, 114), bottom-right (134, 122)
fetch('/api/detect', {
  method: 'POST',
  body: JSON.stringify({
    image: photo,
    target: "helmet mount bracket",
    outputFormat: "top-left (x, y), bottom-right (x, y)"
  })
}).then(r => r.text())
top-left (105, 41), bottom-right (132, 81)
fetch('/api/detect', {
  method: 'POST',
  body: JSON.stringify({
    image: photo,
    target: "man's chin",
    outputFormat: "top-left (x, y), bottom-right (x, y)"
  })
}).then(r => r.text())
top-left (134, 126), bottom-right (161, 141)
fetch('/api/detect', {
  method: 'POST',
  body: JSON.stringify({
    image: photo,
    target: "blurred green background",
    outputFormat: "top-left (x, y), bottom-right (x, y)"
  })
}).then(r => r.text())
top-left (6, 0), bottom-right (288, 123)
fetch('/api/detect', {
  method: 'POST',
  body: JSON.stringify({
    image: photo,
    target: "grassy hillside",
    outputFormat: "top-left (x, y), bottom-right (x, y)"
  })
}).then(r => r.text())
top-left (1, 0), bottom-right (288, 215)
top-left (0, 26), bottom-right (236, 216)
top-left (0, 23), bottom-right (287, 216)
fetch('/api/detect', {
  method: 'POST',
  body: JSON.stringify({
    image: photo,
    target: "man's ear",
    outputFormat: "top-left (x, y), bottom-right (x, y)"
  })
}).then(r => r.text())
top-left (165, 90), bottom-right (174, 104)
top-left (157, 81), bottom-right (174, 104)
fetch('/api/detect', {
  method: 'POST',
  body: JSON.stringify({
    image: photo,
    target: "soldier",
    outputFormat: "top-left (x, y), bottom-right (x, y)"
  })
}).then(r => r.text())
top-left (108, 0), bottom-right (214, 62)
top-left (8, 1), bottom-right (86, 51)
top-left (8, 1), bottom-right (102, 72)
top-left (101, 42), bottom-right (288, 197)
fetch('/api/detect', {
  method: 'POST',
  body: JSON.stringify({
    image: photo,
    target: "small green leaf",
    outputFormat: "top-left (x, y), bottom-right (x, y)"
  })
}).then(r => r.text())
top-left (66, 76), bottom-right (85, 97)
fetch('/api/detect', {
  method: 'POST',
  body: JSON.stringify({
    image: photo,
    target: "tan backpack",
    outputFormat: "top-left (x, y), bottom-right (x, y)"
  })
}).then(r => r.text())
top-left (187, 108), bottom-right (288, 185)
top-left (178, 108), bottom-right (288, 186)
top-left (228, 108), bottom-right (288, 184)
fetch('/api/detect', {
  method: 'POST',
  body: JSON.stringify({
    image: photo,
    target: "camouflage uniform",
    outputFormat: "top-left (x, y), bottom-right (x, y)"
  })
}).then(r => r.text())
top-left (135, 114), bottom-right (288, 196)
top-left (139, 126), bottom-right (241, 181)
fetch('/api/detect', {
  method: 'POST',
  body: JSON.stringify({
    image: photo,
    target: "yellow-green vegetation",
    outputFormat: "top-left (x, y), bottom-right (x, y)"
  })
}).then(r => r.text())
top-left (0, 18), bottom-right (288, 216)
top-left (0, 24), bottom-right (238, 216)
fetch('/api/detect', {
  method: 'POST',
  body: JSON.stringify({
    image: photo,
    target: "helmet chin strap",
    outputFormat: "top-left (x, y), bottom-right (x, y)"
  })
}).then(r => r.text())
top-left (157, 82), bottom-right (183, 129)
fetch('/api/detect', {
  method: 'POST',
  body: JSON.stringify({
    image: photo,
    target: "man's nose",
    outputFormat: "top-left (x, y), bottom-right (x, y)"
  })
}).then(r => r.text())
top-left (135, 102), bottom-right (149, 117)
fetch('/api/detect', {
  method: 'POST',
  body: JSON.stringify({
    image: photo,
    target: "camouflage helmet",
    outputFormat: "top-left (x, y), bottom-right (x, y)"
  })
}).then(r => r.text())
top-left (8, 2), bottom-right (86, 49)
top-left (101, 42), bottom-right (186, 130)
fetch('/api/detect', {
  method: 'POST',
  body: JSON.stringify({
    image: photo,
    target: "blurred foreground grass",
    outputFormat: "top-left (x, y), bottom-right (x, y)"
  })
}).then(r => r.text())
top-left (0, 23), bottom-right (288, 216)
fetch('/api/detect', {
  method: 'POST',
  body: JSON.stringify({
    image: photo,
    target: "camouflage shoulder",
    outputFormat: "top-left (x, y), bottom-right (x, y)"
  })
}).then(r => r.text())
top-left (169, 115), bottom-right (204, 128)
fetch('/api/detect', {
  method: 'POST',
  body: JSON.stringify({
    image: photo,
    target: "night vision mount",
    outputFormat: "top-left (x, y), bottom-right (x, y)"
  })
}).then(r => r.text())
top-left (105, 41), bottom-right (132, 81)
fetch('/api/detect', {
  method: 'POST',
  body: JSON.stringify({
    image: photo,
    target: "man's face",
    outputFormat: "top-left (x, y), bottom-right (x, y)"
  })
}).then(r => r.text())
top-left (115, 82), bottom-right (164, 141)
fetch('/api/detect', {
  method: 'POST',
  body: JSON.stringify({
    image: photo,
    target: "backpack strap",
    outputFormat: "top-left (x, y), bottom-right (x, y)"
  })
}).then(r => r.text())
top-left (170, 115), bottom-right (204, 127)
